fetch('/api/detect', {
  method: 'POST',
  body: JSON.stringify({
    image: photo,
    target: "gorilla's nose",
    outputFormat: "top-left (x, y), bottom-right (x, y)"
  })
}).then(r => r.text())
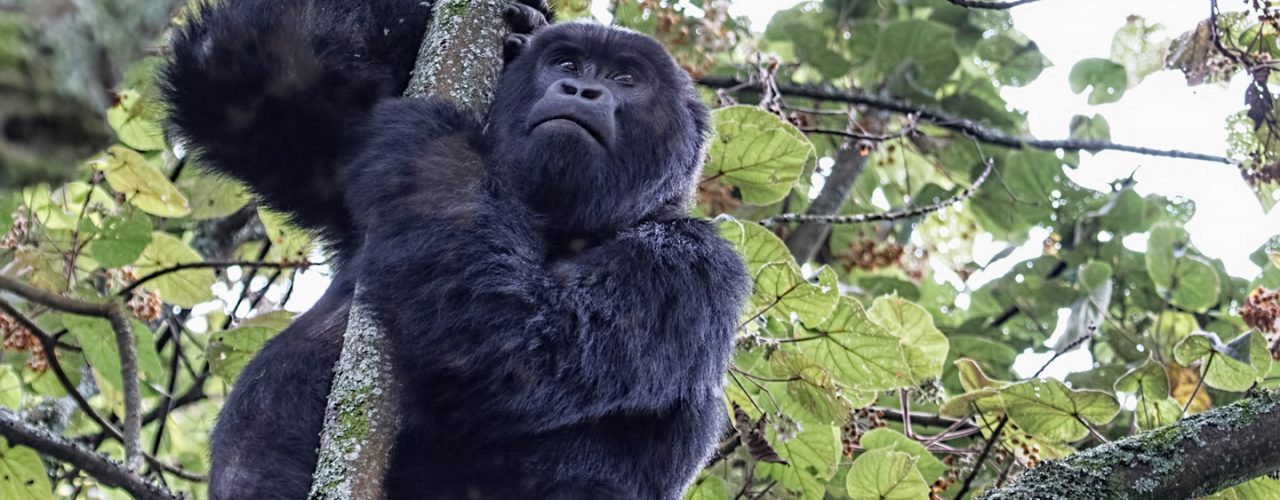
top-left (555, 79), bottom-right (612, 104)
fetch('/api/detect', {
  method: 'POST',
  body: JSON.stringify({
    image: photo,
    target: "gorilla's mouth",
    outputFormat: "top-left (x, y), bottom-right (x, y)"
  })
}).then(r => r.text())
top-left (531, 116), bottom-right (606, 145)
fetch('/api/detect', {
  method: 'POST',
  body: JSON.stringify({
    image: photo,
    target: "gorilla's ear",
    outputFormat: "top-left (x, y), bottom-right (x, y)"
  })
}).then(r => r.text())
top-left (503, 34), bottom-right (530, 65)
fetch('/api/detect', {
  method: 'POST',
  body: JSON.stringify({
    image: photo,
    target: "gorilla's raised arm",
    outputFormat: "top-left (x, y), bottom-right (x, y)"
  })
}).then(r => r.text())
top-left (162, 0), bottom-right (431, 248)
top-left (162, 0), bottom-right (548, 254)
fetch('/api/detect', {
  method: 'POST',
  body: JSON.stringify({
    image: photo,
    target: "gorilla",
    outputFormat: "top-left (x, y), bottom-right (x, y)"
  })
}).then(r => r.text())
top-left (162, 0), bottom-right (748, 498)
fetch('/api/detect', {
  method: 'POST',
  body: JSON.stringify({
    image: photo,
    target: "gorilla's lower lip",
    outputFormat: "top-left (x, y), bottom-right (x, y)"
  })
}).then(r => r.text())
top-left (532, 116), bottom-right (606, 145)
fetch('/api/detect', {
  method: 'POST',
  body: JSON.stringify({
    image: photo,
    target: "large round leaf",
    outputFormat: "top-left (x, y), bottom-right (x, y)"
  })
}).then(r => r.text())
top-left (705, 106), bottom-right (814, 205)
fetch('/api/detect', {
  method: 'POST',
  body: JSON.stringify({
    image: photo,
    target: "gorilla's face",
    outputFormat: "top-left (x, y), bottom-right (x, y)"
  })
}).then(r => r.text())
top-left (489, 23), bottom-right (710, 236)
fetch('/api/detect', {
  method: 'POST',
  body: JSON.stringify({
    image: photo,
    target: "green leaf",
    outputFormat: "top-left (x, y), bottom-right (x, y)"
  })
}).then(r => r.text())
top-left (846, 449), bottom-right (930, 500)
top-left (258, 207), bottom-right (314, 264)
top-left (748, 263), bottom-right (839, 327)
top-left (873, 19), bottom-right (960, 93)
top-left (177, 167), bottom-right (251, 220)
top-left (62, 316), bottom-right (165, 391)
top-left (1000, 378), bottom-right (1120, 442)
top-left (1068, 58), bottom-right (1129, 105)
top-left (706, 106), bottom-right (815, 205)
top-left (797, 298), bottom-right (914, 392)
top-left (107, 89), bottom-right (165, 151)
top-left (1110, 16), bottom-right (1171, 85)
top-left (92, 146), bottom-right (190, 218)
top-left (683, 475), bottom-right (728, 500)
top-left (867, 296), bottom-right (949, 384)
top-left (89, 211), bottom-right (153, 268)
top-left (1174, 332), bottom-right (1271, 392)
top-left (1114, 359), bottom-right (1170, 400)
top-left (134, 232), bottom-right (215, 308)
top-left (1134, 397), bottom-right (1182, 430)
top-left (758, 423), bottom-right (841, 500)
top-left (1146, 223), bottom-right (1221, 312)
top-left (0, 438), bottom-right (51, 500)
top-left (771, 350), bottom-right (847, 425)
top-left (1069, 114), bottom-right (1112, 145)
top-left (975, 33), bottom-right (1051, 87)
top-left (718, 217), bottom-right (793, 276)
top-left (0, 367), bottom-right (22, 409)
top-left (208, 311), bottom-right (294, 382)
top-left (859, 428), bottom-right (947, 483)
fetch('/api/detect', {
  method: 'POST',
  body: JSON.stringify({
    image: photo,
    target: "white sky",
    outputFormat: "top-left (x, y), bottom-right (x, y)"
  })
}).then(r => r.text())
top-left (283, 2), bottom-right (1280, 380)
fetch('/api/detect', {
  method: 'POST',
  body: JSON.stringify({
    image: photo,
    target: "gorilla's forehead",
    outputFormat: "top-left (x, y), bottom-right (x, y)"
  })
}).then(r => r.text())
top-left (531, 22), bottom-right (675, 67)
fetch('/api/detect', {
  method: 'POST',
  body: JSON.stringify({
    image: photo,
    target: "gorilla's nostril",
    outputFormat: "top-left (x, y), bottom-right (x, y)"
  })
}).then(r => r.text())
top-left (560, 82), bottom-right (579, 95)
top-left (580, 88), bottom-right (603, 100)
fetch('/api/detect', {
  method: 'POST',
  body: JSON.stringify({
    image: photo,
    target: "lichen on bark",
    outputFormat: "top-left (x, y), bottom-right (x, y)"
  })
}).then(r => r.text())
top-left (982, 391), bottom-right (1280, 499)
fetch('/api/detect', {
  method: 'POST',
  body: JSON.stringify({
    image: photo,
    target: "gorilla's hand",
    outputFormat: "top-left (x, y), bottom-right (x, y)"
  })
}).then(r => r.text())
top-left (504, 0), bottom-right (553, 64)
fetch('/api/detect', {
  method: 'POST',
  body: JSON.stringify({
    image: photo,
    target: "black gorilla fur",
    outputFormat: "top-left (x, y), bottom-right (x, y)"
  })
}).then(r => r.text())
top-left (163, 0), bottom-right (749, 498)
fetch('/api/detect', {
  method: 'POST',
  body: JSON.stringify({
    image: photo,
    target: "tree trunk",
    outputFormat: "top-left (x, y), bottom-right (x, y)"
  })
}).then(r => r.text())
top-left (981, 391), bottom-right (1280, 499)
top-left (309, 1), bottom-right (515, 498)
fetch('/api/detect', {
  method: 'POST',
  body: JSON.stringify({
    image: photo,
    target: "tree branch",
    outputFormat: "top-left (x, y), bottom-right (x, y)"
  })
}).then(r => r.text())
top-left (763, 158), bottom-right (994, 226)
top-left (105, 304), bottom-right (142, 472)
top-left (0, 274), bottom-right (111, 317)
top-left (982, 391), bottom-right (1280, 498)
top-left (0, 409), bottom-right (179, 500)
top-left (698, 77), bottom-right (1233, 164)
top-left (947, 0), bottom-right (1045, 9)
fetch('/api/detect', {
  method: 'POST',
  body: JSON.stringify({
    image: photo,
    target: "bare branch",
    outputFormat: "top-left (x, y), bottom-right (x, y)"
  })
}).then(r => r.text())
top-left (762, 158), bottom-right (995, 226)
top-left (699, 77), bottom-right (1234, 164)
top-left (105, 305), bottom-right (142, 472)
top-left (0, 274), bottom-right (111, 317)
top-left (0, 408), bottom-right (180, 500)
top-left (947, 0), bottom-right (1045, 9)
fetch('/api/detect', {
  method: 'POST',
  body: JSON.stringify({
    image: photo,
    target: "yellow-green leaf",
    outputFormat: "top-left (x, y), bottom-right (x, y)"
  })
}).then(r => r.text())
top-left (706, 106), bottom-right (815, 205)
top-left (868, 296), bottom-right (949, 384)
top-left (758, 423), bottom-right (840, 500)
top-left (1000, 378), bottom-right (1119, 443)
top-left (177, 167), bottom-right (250, 220)
top-left (0, 438), bottom-right (51, 500)
top-left (92, 146), bottom-right (190, 217)
top-left (797, 297), bottom-right (914, 391)
top-left (208, 311), bottom-right (294, 382)
top-left (258, 208), bottom-right (313, 263)
top-left (718, 217), bottom-right (792, 275)
top-left (748, 263), bottom-right (838, 327)
top-left (107, 89), bottom-right (165, 151)
top-left (846, 449), bottom-right (930, 500)
top-left (859, 428), bottom-right (947, 483)
top-left (134, 232), bottom-right (215, 308)
top-left (1174, 331), bottom-right (1271, 392)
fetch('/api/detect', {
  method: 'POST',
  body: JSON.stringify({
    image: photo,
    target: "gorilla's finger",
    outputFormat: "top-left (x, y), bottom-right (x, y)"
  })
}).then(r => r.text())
top-left (503, 34), bottom-right (530, 64)
top-left (504, 4), bottom-right (548, 34)
top-left (518, 0), bottom-right (553, 20)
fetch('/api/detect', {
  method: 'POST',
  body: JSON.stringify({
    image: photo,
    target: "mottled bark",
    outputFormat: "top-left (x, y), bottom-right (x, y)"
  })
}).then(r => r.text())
top-left (982, 391), bottom-right (1280, 499)
top-left (310, 1), bottom-right (516, 497)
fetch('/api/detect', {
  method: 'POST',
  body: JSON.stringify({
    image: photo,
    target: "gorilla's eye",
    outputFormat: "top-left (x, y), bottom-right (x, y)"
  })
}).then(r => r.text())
top-left (558, 60), bottom-right (580, 73)
top-left (611, 72), bottom-right (636, 86)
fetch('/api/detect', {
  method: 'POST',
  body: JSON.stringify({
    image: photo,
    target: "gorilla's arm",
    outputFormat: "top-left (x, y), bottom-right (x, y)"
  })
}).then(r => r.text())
top-left (162, 0), bottom-right (432, 247)
top-left (346, 100), bottom-right (749, 435)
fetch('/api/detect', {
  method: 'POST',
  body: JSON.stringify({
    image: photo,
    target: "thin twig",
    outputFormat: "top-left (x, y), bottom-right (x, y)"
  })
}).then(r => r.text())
top-left (1182, 354), bottom-right (1213, 415)
top-left (119, 260), bottom-right (306, 298)
top-left (761, 158), bottom-right (994, 226)
top-left (699, 77), bottom-right (1233, 164)
top-left (956, 414), bottom-right (1009, 499)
